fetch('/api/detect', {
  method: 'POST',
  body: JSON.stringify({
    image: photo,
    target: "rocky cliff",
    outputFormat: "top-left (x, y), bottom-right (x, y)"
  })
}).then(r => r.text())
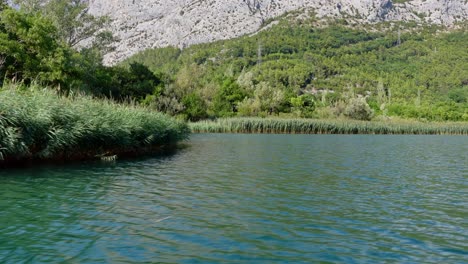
top-left (87, 0), bottom-right (468, 64)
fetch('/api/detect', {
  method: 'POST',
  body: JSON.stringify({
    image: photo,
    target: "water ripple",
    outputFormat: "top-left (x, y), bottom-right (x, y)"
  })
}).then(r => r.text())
top-left (0, 134), bottom-right (467, 263)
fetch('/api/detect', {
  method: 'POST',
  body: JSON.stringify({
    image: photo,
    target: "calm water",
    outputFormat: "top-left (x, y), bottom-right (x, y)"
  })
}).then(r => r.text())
top-left (0, 134), bottom-right (467, 263)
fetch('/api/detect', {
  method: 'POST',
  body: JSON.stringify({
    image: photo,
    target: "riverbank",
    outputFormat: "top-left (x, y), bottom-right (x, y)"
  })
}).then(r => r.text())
top-left (190, 118), bottom-right (468, 135)
top-left (0, 85), bottom-right (190, 166)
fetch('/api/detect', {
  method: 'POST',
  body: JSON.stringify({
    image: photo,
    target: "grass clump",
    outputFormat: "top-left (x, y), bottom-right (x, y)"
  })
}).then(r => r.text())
top-left (0, 84), bottom-right (189, 165)
top-left (190, 118), bottom-right (468, 135)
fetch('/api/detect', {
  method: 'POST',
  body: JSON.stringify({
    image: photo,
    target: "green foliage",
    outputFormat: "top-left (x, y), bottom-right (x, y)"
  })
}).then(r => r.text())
top-left (1, 5), bottom-right (466, 123)
top-left (112, 63), bottom-right (162, 100)
top-left (14, 0), bottom-right (113, 49)
top-left (387, 102), bottom-right (468, 121)
top-left (344, 97), bottom-right (374, 121)
top-left (212, 78), bottom-right (247, 116)
top-left (448, 88), bottom-right (468, 104)
top-left (0, 6), bottom-right (160, 102)
top-left (182, 93), bottom-right (208, 121)
top-left (0, 8), bottom-right (70, 85)
top-left (290, 94), bottom-right (316, 118)
top-left (0, 84), bottom-right (189, 164)
top-left (0, 0), bottom-right (6, 11)
top-left (125, 18), bottom-right (467, 121)
top-left (190, 118), bottom-right (468, 135)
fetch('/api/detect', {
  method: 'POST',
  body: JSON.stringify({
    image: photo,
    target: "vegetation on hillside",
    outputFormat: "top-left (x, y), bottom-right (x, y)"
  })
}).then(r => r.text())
top-left (124, 17), bottom-right (467, 122)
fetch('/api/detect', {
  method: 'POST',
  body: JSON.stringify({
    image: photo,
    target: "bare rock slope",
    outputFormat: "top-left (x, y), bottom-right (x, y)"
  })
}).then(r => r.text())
top-left (87, 0), bottom-right (468, 64)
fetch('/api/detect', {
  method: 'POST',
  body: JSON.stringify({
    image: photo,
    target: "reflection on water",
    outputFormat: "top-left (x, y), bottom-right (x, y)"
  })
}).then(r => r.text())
top-left (1, 134), bottom-right (467, 263)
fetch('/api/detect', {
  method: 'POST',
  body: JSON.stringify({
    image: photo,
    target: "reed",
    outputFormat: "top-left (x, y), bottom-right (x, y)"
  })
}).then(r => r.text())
top-left (0, 84), bottom-right (189, 165)
top-left (190, 118), bottom-right (468, 135)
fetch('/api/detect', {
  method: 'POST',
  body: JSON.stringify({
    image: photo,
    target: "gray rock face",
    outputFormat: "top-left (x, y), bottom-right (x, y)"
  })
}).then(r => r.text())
top-left (87, 0), bottom-right (468, 64)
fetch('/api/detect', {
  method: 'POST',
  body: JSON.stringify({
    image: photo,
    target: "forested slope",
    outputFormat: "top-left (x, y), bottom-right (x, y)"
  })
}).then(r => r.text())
top-left (124, 18), bottom-right (468, 121)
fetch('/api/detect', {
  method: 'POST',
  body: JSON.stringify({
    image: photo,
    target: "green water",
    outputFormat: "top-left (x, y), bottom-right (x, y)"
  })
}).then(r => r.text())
top-left (1, 134), bottom-right (467, 263)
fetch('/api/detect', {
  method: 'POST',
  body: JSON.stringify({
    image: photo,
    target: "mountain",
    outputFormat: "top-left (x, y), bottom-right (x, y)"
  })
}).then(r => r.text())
top-left (87, 0), bottom-right (468, 64)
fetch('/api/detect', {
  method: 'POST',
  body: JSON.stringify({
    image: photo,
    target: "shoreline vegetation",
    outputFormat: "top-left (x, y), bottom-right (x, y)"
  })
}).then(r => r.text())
top-left (190, 118), bottom-right (468, 135)
top-left (0, 84), bottom-right (465, 168)
top-left (1, 3), bottom-right (467, 168)
top-left (0, 85), bottom-right (189, 167)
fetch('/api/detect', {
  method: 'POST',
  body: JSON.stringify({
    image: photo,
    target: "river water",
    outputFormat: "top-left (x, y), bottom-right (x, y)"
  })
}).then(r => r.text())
top-left (1, 134), bottom-right (467, 263)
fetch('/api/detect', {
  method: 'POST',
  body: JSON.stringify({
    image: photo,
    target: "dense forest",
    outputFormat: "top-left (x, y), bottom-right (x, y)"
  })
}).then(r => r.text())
top-left (124, 16), bottom-right (468, 121)
top-left (1, 1), bottom-right (467, 122)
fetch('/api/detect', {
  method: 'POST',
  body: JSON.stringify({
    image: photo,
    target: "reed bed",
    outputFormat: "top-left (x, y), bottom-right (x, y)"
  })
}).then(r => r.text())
top-left (190, 118), bottom-right (468, 135)
top-left (0, 84), bottom-right (189, 165)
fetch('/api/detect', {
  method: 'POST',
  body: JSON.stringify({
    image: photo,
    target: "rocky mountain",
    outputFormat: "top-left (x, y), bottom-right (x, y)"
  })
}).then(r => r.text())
top-left (87, 0), bottom-right (468, 64)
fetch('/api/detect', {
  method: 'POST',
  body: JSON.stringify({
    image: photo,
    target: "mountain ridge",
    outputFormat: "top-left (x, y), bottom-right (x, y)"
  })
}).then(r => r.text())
top-left (87, 0), bottom-right (468, 64)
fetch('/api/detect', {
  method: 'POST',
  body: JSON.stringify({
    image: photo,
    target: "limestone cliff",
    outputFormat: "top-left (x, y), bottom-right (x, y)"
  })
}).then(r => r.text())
top-left (87, 0), bottom-right (468, 64)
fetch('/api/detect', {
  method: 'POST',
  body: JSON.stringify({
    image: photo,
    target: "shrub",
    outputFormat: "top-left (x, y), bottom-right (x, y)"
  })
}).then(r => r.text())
top-left (290, 94), bottom-right (316, 118)
top-left (344, 97), bottom-right (374, 121)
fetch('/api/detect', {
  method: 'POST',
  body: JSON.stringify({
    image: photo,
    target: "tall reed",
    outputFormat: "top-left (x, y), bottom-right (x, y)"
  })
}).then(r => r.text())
top-left (190, 118), bottom-right (468, 135)
top-left (0, 84), bottom-right (189, 164)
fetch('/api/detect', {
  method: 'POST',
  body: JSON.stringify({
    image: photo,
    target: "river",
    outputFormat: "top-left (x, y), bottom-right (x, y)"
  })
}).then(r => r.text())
top-left (1, 134), bottom-right (467, 263)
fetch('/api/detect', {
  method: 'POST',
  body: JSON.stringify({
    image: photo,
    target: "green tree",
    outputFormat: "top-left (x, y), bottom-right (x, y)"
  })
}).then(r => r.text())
top-left (290, 94), bottom-right (316, 118)
top-left (254, 82), bottom-right (285, 115)
top-left (212, 78), bottom-right (247, 116)
top-left (15, 0), bottom-right (113, 49)
top-left (344, 97), bottom-right (374, 121)
top-left (120, 63), bottom-right (162, 100)
top-left (0, 0), bottom-right (7, 11)
top-left (0, 8), bottom-right (69, 85)
top-left (182, 93), bottom-right (208, 121)
top-left (84, 62), bottom-right (162, 100)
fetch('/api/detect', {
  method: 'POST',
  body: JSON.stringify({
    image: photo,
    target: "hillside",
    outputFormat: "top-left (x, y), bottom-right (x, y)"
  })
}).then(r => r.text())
top-left (122, 17), bottom-right (468, 121)
top-left (1, 1), bottom-right (466, 123)
top-left (88, 0), bottom-right (468, 64)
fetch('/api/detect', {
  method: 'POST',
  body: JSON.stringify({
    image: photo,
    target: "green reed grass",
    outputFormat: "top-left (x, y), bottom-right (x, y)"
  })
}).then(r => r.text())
top-left (0, 84), bottom-right (189, 164)
top-left (190, 118), bottom-right (468, 135)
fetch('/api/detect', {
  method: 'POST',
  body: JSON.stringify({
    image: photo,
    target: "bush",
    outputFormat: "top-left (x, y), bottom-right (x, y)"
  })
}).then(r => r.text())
top-left (290, 94), bottom-right (316, 118)
top-left (344, 97), bottom-right (374, 121)
top-left (182, 93), bottom-right (208, 121)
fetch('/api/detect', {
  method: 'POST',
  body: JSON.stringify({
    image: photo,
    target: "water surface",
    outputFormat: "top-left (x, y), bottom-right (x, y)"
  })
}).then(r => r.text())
top-left (1, 134), bottom-right (467, 263)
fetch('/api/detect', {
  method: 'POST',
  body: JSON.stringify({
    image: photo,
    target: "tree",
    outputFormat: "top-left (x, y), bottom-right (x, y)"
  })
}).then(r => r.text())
top-left (0, 8), bottom-right (69, 85)
top-left (14, 0), bottom-right (113, 49)
top-left (212, 78), bottom-right (247, 116)
top-left (120, 63), bottom-right (162, 100)
top-left (0, 0), bottom-right (8, 11)
top-left (83, 62), bottom-right (162, 100)
top-left (290, 94), bottom-right (316, 118)
top-left (182, 93), bottom-right (208, 121)
top-left (344, 97), bottom-right (374, 121)
top-left (254, 82), bottom-right (284, 115)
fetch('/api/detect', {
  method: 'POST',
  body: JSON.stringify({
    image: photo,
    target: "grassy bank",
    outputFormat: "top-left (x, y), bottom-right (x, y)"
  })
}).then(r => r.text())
top-left (0, 85), bottom-right (189, 166)
top-left (190, 118), bottom-right (468, 135)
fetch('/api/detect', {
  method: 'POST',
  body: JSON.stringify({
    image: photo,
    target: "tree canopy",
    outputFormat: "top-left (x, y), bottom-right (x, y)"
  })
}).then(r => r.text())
top-left (123, 18), bottom-right (468, 121)
top-left (0, 4), bottom-right (160, 99)
top-left (14, 0), bottom-right (113, 49)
